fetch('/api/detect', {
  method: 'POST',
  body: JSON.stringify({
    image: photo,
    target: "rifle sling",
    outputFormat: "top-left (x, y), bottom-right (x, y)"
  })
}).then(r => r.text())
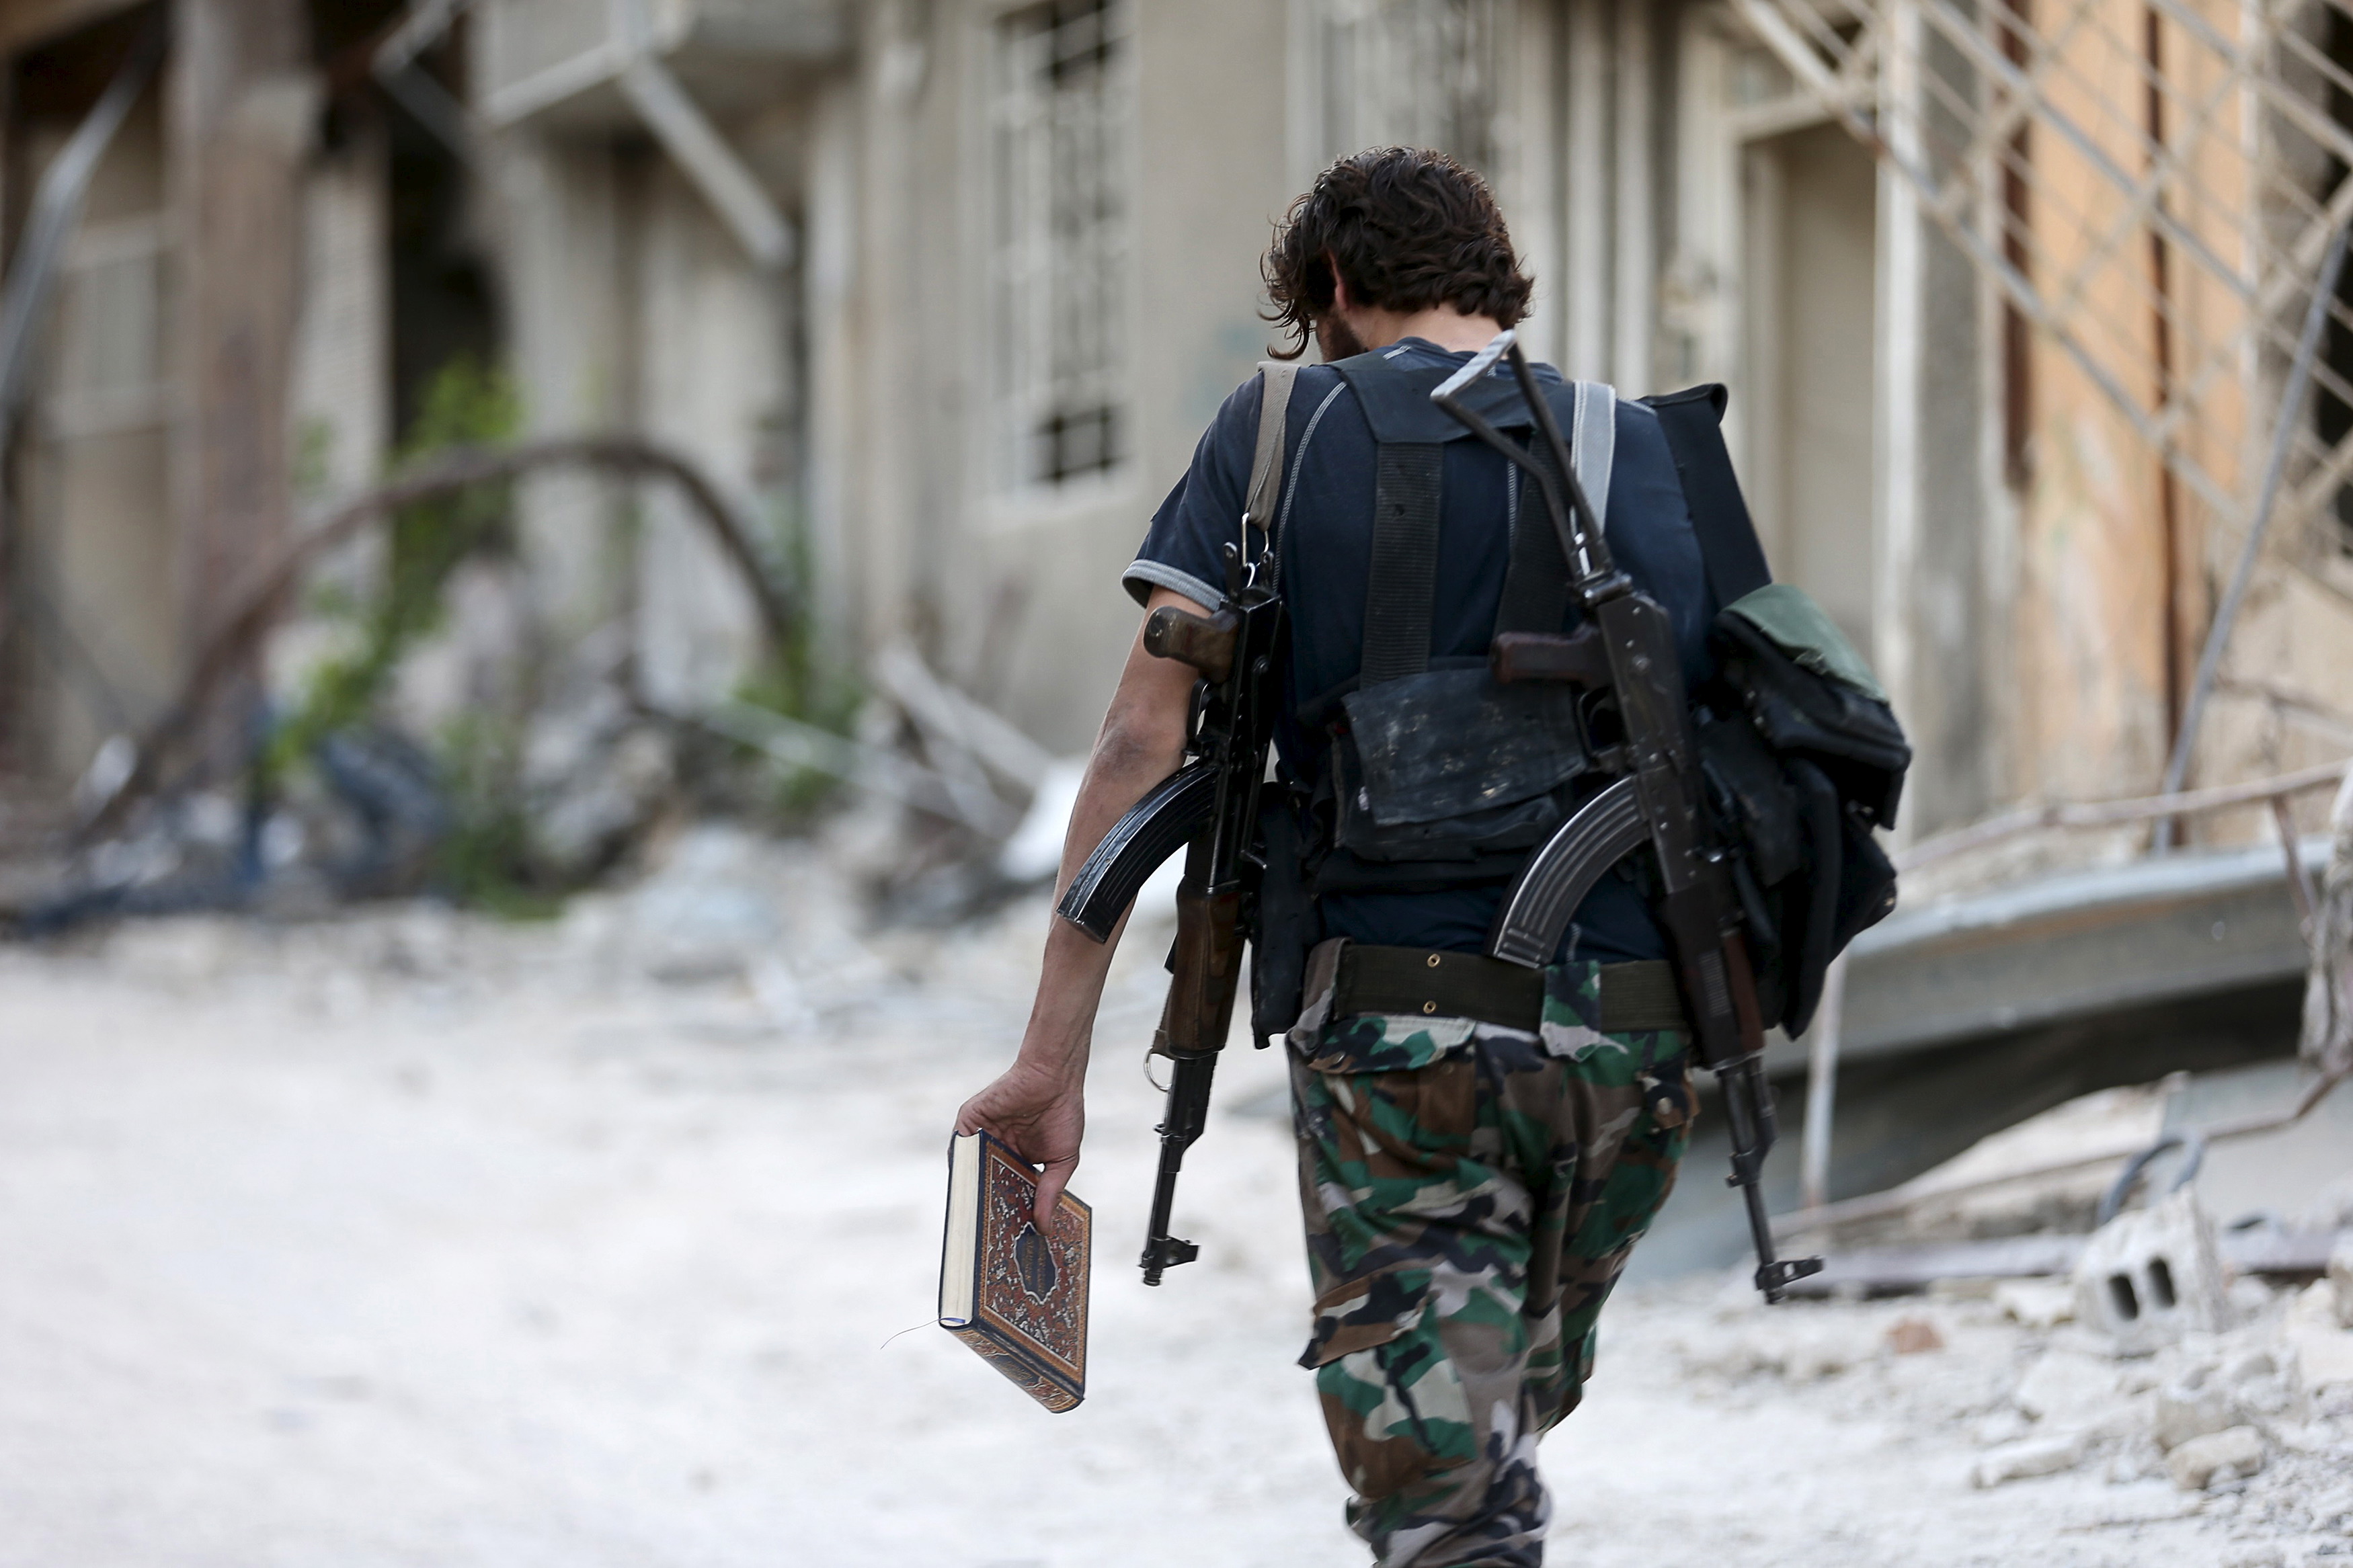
top-left (1494, 380), bottom-right (1614, 636)
top-left (1332, 943), bottom-right (1689, 1034)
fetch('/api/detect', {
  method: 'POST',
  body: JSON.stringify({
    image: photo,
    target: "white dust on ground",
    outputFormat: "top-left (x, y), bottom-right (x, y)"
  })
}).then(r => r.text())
top-left (0, 824), bottom-right (2344, 1568)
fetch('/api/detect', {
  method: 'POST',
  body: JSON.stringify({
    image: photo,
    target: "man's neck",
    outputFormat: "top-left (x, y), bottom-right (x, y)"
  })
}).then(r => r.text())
top-left (1347, 306), bottom-right (1504, 357)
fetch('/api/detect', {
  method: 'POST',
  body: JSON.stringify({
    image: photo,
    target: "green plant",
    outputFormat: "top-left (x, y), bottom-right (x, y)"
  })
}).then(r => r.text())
top-left (729, 493), bottom-right (862, 814)
top-left (269, 356), bottom-right (520, 781)
top-left (431, 708), bottom-right (563, 919)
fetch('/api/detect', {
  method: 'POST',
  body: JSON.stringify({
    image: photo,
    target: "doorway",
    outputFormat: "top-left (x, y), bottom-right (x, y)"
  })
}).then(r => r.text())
top-left (1742, 120), bottom-right (1880, 661)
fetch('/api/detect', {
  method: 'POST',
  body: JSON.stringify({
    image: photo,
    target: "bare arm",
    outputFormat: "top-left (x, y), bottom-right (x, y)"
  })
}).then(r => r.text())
top-left (954, 586), bottom-right (1202, 1222)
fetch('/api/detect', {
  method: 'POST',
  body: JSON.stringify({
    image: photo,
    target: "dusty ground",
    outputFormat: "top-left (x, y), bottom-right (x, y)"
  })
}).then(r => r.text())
top-left (0, 825), bottom-right (2345, 1567)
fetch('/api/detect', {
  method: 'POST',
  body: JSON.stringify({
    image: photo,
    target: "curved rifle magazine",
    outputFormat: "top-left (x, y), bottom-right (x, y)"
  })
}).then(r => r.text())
top-left (1487, 776), bottom-right (1649, 967)
top-left (1055, 763), bottom-right (1218, 942)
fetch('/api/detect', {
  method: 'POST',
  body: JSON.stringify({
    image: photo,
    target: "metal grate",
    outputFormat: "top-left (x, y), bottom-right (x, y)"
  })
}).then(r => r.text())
top-left (1732, 0), bottom-right (2353, 565)
top-left (991, 0), bottom-right (1131, 490)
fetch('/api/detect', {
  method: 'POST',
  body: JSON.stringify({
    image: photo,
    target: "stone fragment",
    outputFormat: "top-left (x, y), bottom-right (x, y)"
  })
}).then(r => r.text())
top-left (2014, 1348), bottom-right (2122, 1422)
top-left (1971, 1431), bottom-right (2089, 1488)
top-left (2285, 1280), bottom-right (2353, 1390)
top-left (2152, 1383), bottom-right (2240, 1452)
top-left (1885, 1316), bottom-right (1944, 1355)
top-left (1994, 1278), bottom-right (2075, 1329)
top-left (2164, 1424), bottom-right (2264, 1490)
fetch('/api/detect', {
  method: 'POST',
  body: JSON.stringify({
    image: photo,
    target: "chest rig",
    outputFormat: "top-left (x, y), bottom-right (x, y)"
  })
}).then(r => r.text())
top-left (1307, 352), bottom-right (1623, 894)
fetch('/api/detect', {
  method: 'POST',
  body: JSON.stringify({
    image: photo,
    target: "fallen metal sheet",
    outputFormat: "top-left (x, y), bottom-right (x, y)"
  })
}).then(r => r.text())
top-left (1785, 1227), bottom-right (2344, 1297)
top-left (1766, 839), bottom-right (2325, 1072)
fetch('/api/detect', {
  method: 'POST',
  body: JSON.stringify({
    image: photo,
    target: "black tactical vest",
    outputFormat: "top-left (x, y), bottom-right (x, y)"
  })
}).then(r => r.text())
top-left (1305, 352), bottom-right (1624, 895)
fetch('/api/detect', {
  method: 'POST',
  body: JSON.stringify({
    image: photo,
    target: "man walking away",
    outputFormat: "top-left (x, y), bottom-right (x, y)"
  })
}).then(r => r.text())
top-left (959, 147), bottom-right (1718, 1567)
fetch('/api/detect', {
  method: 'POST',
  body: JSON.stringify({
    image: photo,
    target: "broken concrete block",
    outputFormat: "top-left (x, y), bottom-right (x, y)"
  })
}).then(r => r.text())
top-left (1971, 1431), bottom-right (2089, 1488)
top-left (2164, 1424), bottom-right (2264, 1489)
top-left (2013, 1347), bottom-right (2122, 1422)
top-left (1994, 1278), bottom-right (2075, 1330)
top-left (2152, 1383), bottom-right (2240, 1451)
top-left (1885, 1316), bottom-right (1944, 1355)
top-left (2072, 1188), bottom-right (2229, 1354)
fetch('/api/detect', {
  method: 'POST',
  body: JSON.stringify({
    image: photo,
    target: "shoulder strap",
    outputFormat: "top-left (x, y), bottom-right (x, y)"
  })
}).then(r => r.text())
top-left (1246, 360), bottom-right (1301, 535)
top-left (1359, 444), bottom-right (1445, 684)
top-left (1641, 383), bottom-right (1771, 606)
top-left (1495, 380), bottom-right (1616, 636)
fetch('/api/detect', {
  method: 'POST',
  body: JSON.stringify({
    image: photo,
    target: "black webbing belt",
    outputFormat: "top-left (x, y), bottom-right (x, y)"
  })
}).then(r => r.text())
top-left (1642, 383), bottom-right (1771, 606)
top-left (1357, 382), bottom-right (1595, 684)
top-left (1332, 944), bottom-right (1691, 1034)
top-left (1360, 444), bottom-right (1443, 684)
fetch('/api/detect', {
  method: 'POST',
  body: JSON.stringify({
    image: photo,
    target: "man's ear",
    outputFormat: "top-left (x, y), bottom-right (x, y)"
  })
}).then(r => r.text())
top-left (1325, 250), bottom-right (1352, 314)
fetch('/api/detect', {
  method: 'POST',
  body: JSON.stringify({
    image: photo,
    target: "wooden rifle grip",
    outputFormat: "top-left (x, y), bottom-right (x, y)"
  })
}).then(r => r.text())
top-left (1720, 930), bottom-right (1769, 1057)
top-left (1144, 605), bottom-right (1240, 684)
top-left (1154, 883), bottom-right (1245, 1059)
top-left (1490, 626), bottom-right (1611, 686)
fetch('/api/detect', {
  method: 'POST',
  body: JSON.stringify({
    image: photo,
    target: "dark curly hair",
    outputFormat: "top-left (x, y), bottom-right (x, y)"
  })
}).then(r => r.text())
top-left (1263, 147), bottom-right (1533, 360)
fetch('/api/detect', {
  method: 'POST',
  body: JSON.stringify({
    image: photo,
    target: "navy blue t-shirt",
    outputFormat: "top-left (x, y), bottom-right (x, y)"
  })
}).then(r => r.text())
top-left (1123, 337), bottom-right (1717, 964)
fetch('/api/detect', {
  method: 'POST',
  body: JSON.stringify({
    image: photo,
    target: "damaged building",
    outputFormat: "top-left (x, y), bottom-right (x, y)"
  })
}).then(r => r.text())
top-left (0, 1), bottom-right (2346, 1207)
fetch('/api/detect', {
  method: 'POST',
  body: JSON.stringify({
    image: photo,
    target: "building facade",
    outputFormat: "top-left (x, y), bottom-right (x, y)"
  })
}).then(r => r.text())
top-left (3, 0), bottom-right (2348, 856)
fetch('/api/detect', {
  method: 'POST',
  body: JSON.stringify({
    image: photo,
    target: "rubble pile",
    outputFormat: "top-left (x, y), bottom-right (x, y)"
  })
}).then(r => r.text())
top-left (1663, 1251), bottom-right (2353, 1556)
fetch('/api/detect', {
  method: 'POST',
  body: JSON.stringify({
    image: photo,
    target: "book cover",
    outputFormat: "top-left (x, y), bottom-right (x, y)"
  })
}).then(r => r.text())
top-left (938, 1131), bottom-right (1090, 1413)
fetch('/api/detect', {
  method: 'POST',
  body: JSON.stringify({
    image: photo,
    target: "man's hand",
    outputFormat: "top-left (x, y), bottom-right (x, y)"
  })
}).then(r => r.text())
top-left (955, 1060), bottom-right (1085, 1226)
top-left (949, 587), bottom-right (1200, 1229)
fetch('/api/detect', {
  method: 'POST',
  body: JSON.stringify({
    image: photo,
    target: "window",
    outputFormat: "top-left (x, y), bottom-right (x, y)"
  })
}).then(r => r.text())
top-left (990, 0), bottom-right (1130, 491)
top-left (1301, 0), bottom-right (1506, 175)
top-left (46, 214), bottom-right (165, 440)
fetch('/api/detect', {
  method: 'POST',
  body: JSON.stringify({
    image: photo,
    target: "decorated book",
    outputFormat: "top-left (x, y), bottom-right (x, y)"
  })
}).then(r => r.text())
top-left (938, 1131), bottom-right (1090, 1412)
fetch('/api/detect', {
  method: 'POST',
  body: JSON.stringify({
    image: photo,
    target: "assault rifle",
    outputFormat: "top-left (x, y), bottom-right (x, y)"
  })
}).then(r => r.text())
top-left (1431, 332), bottom-right (1823, 1303)
top-left (1056, 540), bottom-right (1285, 1285)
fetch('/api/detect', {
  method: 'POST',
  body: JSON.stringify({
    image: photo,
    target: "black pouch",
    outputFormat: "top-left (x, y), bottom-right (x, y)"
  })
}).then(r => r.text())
top-left (1329, 666), bottom-right (1592, 864)
top-left (1248, 784), bottom-right (1320, 1042)
top-left (1702, 585), bottom-right (1911, 1037)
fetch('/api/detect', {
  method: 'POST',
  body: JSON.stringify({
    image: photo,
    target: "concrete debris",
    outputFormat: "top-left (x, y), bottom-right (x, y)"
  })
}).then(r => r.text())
top-left (1971, 1431), bottom-right (2089, 1487)
top-left (2012, 1347), bottom-right (2125, 1423)
top-left (2284, 1280), bottom-right (2353, 1391)
top-left (1802, 1081), bottom-right (2171, 1249)
top-left (2165, 1424), bottom-right (2266, 1489)
top-left (2071, 1187), bottom-right (2230, 1353)
top-left (1993, 1278), bottom-right (2075, 1329)
top-left (2153, 1382), bottom-right (2244, 1451)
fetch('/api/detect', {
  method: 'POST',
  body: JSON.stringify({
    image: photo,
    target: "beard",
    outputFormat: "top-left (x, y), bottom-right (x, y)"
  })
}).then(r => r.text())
top-left (1316, 314), bottom-right (1369, 364)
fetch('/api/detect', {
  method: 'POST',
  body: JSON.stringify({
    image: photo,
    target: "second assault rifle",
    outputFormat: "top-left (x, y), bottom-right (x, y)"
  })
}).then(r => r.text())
top-left (1057, 539), bottom-right (1285, 1286)
top-left (1431, 331), bottom-right (1821, 1302)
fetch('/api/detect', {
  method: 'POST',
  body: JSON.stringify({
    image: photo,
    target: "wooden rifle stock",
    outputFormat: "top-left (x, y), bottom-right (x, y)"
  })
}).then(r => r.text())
top-left (1144, 604), bottom-right (1240, 683)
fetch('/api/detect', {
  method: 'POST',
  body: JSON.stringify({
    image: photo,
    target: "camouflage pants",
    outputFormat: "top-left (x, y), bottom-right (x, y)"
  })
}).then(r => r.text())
top-left (1288, 952), bottom-right (1696, 1568)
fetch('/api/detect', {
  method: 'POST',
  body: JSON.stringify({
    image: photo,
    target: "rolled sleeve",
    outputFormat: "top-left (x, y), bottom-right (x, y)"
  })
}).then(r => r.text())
top-left (1124, 373), bottom-right (1262, 610)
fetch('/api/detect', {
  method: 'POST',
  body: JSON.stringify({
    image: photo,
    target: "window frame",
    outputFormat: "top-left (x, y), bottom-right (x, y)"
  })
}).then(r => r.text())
top-left (975, 0), bottom-right (1141, 511)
